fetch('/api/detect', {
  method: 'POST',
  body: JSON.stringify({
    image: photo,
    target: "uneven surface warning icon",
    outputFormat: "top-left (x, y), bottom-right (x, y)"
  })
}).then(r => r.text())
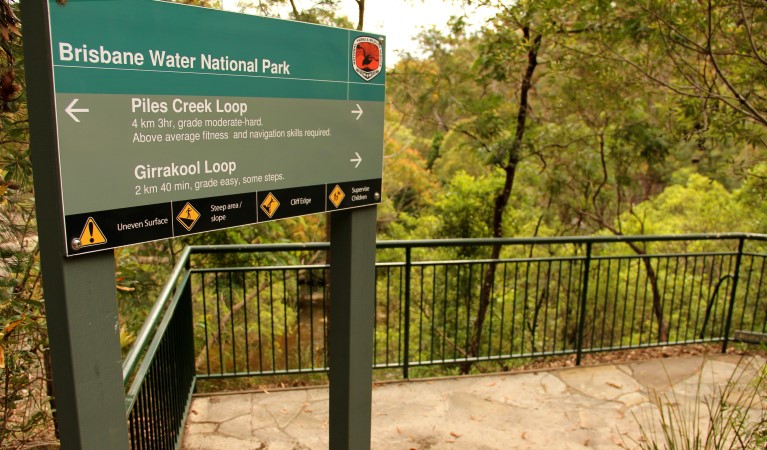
top-left (260, 193), bottom-right (280, 218)
top-left (79, 217), bottom-right (107, 247)
top-left (329, 185), bottom-right (345, 208)
top-left (177, 202), bottom-right (200, 231)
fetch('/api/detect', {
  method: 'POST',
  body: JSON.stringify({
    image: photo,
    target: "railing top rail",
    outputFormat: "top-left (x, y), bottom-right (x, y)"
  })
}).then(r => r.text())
top-left (377, 233), bottom-right (767, 248)
top-left (122, 246), bottom-right (192, 385)
top-left (191, 263), bottom-right (330, 273)
top-left (187, 242), bottom-right (330, 254)
top-left (183, 233), bottom-right (767, 256)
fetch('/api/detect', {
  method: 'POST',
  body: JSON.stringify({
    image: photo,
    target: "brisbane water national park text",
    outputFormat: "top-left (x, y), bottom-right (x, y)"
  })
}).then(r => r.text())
top-left (58, 43), bottom-right (291, 75)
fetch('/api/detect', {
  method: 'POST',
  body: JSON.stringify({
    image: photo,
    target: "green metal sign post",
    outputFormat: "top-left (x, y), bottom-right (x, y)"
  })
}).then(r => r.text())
top-left (24, 0), bottom-right (383, 448)
top-left (22, 3), bottom-right (131, 449)
top-left (329, 206), bottom-right (377, 450)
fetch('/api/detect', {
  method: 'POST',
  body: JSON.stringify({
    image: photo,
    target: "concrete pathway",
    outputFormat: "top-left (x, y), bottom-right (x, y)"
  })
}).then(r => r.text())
top-left (182, 354), bottom-right (765, 449)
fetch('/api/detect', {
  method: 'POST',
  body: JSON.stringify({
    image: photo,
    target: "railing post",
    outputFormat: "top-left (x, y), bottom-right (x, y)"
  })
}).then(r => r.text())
top-left (722, 237), bottom-right (745, 353)
top-left (575, 242), bottom-right (593, 366)
top-left (403, 247), bottom-right (412, 379)
top-left (182, 267), bottom-right (196, 391)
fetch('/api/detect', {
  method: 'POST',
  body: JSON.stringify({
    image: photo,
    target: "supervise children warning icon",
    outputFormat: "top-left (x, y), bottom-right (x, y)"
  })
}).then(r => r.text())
top-left (352, 36), bottom-right (382, 81)
top-left (260, 192), bottom-right (280, 218)
top-left (78, 217), bottom-right (107, 247)
top-left (329, 185), bottom-right (345, 208)
top-left (177, 203), bottom-right (200, 231)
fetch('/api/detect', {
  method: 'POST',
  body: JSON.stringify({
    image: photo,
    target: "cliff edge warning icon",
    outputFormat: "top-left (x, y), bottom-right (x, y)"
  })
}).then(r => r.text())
top-left (260, 192), bottom-right (280, 218)
top-left (79, 217), bottom-right (107, 247)
top-left (177, 202), bottom-right (200, 231)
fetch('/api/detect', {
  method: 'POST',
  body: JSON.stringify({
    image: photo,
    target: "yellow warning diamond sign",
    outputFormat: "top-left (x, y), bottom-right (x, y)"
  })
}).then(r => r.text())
top-left (79, 217), bottom-right (107, 247)
top-left (177, 202), bottom-right (200, 231)
top-left (329, 185), bottom-right (345, 208)
top-left (260, 192), bottom-right (280, 218)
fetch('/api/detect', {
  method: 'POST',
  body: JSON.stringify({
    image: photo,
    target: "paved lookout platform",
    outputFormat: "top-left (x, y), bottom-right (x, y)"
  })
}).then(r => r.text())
top-left (182, 354), bottom-right (765, 449)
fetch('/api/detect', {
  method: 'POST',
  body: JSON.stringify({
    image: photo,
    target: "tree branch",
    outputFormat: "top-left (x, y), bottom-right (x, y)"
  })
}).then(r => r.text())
top-left (355, 0), bottom-right (364, 31)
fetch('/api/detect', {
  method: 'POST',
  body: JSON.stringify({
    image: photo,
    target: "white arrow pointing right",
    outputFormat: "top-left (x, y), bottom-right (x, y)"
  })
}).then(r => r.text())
top-left (351, 104), bottom-right (363, 120)
top-left (350, 152), bottom-right (362, 168)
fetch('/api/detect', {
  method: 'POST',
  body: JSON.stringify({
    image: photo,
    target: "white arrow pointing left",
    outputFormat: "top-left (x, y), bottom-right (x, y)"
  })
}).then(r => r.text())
top-left (65, 98), bottom-right (89, 123)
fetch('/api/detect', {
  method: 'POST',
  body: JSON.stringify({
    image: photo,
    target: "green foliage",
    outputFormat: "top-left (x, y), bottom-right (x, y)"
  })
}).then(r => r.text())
top-left (619, 172), bottom-right (745, 236)
top-left (0, 2), bottom-right (53, 447)
top-left (434, 170), bottom-right (502, 240)
top-left (734, 163), bottom-right (767, 234)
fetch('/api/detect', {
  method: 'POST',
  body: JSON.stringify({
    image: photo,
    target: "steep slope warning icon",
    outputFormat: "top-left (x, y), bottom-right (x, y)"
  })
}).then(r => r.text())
top-left (176, 202), bottom-right (200, 231)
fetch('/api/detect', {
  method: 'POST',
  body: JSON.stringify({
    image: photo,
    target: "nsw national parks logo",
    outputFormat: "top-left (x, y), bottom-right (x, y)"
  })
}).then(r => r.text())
top-left (352, 36), bottom-right (382, 81)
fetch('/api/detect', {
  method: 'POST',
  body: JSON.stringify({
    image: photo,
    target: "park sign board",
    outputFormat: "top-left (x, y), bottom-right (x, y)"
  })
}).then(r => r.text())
top-left (43, 0), bottom-right (385, 256)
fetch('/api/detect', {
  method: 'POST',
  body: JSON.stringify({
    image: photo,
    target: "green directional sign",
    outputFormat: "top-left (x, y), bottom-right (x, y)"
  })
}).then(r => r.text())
top-left (45, 0), bottom-right (385, 256)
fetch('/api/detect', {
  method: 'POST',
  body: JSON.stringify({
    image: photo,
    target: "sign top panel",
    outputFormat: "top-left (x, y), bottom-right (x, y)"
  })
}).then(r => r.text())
top-left (43, 0), bottom-right (386, 256)
top-left (49, 0), bottom-right (385, 101)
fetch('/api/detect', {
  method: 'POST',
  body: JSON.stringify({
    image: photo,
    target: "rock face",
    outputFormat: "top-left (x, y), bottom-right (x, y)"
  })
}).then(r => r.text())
top-left (182, 354), bottom-right (766, 450)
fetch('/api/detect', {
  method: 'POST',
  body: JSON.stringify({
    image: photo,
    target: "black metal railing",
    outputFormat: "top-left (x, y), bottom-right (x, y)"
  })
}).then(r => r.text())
top-left (123, 248), bottom-right (196, 450)
top-left (122, 233), bottom-right (767, 449)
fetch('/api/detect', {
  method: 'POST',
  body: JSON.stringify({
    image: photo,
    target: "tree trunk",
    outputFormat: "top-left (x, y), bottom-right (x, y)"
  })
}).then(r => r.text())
top-left (460, 30), bottom-right (541, 374)
top-left (637, 250), bottom-right (669, 342)
top-left (624, 241), bottom-right (669, 343)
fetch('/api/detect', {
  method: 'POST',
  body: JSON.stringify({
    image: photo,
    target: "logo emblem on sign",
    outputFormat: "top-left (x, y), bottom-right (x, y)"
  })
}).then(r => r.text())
top-left (352, 36), bottom-right (382, 81)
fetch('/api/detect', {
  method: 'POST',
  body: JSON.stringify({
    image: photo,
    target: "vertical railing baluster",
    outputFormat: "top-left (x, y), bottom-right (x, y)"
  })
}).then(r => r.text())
top-left (575, 242), bottom-right (592, 366)
top-left (297, 268), bottom-right (302, 372)
top-left (322, 267), bottom-right (329, 369)
top-left (215, 272), bottom-right (223, 375)
top-left (753, 258), bottom-right (766, 333)
top-left (465, 263), bottom-right (473, 361)
top-left (256, 271), bottom-right (264, 373)
top-left (243, 271), bottom-right (250, 375)
top-left (722, 238), bottom-right (745, 353)
top-left (283, 269), bottom-right (289, 372)
top-left (418, 265), bottom-right (425, 366)
top-left (737, 256), bottom-right (755, 331)
top-left (430, 265), bottom-right (437, 363)
top-left (384, 267), bottom-right (391, 366)
top-left (552, 260), bottom-right (562, 354)
top-left (442, 264), bottom-right (450, 361)
top-left (403, 246), bottom-right (412, 379)
top-left (309, 269), bottom-right (316, 370)
top-left (229, 271), bottom-right (236, 375)
top-left (201, 273), bottom-right (210, 376)
top-left (592, 258), bottom-right (603, 351)
top-left (269, 271), bottom-right (276, 373)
